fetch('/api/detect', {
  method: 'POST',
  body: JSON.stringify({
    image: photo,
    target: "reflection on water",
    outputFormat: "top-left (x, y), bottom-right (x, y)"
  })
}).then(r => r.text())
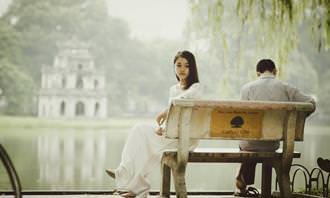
top-left (0, 128), bottom-right (127, 190)
top-left (40, 129), bottom-right (125, 190)
top-left (37, 131), bottom-right (110, 186)
top-left (0, 124), bottom-right (329, 192)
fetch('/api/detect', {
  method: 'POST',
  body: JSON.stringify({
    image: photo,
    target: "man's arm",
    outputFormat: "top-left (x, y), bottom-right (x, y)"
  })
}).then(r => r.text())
top-left (286, 84), bottom-right (316, 114)
top-left (240, 85), bottom-right (250, 100)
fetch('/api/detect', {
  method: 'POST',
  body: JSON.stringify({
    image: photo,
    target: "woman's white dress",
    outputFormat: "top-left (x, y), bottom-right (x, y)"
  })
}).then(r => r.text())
top-left (114, 83), bottom-right (202, 196)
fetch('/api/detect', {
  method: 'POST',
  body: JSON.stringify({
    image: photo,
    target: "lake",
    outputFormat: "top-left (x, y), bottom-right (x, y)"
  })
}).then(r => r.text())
top-left (0, 117), bottom-right (329, 192)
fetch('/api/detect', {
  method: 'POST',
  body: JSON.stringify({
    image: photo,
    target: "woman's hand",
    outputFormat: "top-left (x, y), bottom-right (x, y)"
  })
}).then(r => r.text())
top-left (155, 109), bottom-right (168, 135)
top-left (155, 126), bottom-right (164, 136)
top-left (156, 109), bottom-right (168, 126)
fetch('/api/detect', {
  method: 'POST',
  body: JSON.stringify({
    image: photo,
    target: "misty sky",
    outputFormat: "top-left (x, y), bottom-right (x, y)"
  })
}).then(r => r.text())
top-left (107, 0), bottom-right (188, 41)
top-left (0, 0), bottom-right (189, 41)
top-left (0, 0), bottom-right (10, 15)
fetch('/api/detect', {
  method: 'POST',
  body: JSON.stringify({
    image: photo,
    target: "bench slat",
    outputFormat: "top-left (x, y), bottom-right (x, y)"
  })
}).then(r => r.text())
top-left (163, 148), bottom-right (301, 163)
top-left (172, 99), bottom-right (315, 111)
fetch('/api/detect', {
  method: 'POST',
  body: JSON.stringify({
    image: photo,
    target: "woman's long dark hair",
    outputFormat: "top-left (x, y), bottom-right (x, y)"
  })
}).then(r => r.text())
top-left (173, 50), bottom-right (199, 89)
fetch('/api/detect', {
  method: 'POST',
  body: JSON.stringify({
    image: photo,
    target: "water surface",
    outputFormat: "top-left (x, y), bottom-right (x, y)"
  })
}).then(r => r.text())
top-left (0, 121), bottom-right (329, 192)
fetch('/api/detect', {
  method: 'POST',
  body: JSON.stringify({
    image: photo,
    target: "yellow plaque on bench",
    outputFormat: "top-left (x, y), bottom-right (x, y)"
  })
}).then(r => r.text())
top-left (210, 110), bottom-right (263, 138)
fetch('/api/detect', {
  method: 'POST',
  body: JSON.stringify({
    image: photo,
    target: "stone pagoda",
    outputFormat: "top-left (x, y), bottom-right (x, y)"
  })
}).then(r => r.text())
top-left (38, 38), bottom-right (107, 119)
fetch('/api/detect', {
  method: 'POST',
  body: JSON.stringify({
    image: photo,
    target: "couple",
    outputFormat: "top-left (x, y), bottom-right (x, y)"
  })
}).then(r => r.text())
top-left (105, 51), bottom-right (315, 197)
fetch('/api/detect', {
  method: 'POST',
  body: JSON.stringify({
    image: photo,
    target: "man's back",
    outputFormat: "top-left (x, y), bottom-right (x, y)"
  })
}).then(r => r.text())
top-left (241, 73), bottom-right (313, 102)
top-left (240, 72), bottom-right (314, 151)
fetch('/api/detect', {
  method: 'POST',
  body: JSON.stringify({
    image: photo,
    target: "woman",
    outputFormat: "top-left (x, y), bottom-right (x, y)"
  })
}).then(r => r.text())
top-left (106, 50), bottom-right (202, 197)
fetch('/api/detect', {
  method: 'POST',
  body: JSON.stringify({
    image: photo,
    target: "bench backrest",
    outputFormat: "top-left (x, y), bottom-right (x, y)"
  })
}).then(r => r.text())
top-left (165, 99), bottom-right (314, 141)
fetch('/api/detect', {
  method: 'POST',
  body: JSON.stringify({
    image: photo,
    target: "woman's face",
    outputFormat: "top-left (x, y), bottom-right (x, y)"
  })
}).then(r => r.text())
top-left (175, 57), bottom-right (189, 82)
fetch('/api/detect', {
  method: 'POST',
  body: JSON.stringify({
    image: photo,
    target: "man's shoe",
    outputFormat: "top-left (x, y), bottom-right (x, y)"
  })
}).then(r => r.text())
top-left (234, 187), bottom-right (259, 197)
top-left (105, 169), bottom-right (116, 179)
top-left (317, 157), bottom-right (330, 173)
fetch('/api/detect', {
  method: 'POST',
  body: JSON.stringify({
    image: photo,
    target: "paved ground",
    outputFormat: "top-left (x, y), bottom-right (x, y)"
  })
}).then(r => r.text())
top-left (0, 195), bottom-right (237, 198)
top-left (0, 191), bottom-right (240, 198)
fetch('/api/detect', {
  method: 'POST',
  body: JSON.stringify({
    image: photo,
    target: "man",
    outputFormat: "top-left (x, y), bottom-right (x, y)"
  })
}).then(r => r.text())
top-left (236, 59), bottom-right (316, 195)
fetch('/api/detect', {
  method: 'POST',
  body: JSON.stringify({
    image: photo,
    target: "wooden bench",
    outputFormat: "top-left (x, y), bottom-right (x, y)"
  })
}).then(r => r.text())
top-left (160, 99), bottom-right (314, 198)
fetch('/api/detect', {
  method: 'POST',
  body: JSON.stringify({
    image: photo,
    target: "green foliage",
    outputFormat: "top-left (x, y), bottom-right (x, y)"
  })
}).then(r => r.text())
top-left (296, 187), bottom-right (327, 196)
top-left (0, 20), bottom-right (35, 115)
top-left (2, 0), bottom-right (120, 81)
top-left (0, 59), bottom-right (34, 115)
top-left (188, 0), bottom-right (330, 63)
top-left (0, 20), bottom-right (23, 65)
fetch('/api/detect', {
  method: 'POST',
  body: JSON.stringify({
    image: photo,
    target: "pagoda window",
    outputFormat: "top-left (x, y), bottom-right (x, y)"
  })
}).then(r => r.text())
top-left (94, 80), bottom-right (99, 89)
top-left (76, 75), bottom-right (83, 89)
top-left (94, 102), bottom-right (100, 116)
top-left (60, 101), bottom-right (65, 116)
top-left (62, 76), bottom-right (66, 88)
top-left (75, 101), bottom-right (85, 116)
top-left (42, 105), bottom-right (46, 116)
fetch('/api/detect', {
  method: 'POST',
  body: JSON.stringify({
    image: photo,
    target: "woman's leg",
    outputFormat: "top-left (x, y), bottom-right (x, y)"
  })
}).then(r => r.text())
top-left (114, 123), bottom-right (176, 195)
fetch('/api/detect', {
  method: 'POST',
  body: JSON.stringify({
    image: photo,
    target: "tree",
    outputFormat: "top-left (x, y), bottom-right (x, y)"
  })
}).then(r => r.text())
top-left (0, 20), bottom-right (23, 64)
top-left (0, 20), bottom-right (34, 115)
top-left (187, 0), bottom-right (330, 62)
top-left (186, 0), bottom-right (330, 118)
top-left (2, 0), bottom-right (133, 81)
top-left (0, 59), bottom-right (34, 115)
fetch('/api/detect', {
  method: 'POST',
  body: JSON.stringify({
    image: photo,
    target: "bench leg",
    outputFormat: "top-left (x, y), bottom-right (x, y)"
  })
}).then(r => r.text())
top-left (274, 161), bottom-right (292, 198)
top-left (161, 160), bottom-right (171, 198)
top-left (261, 161), bottom-right (272, 198)
top-left (172, 164), bottom-right (187, 198)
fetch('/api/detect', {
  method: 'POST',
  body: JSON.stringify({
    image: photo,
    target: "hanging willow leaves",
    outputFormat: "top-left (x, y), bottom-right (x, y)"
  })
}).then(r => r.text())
top-left (188, 0), bottom-right (329, 63)
top-left (186, 0), bottom-right (329, 115)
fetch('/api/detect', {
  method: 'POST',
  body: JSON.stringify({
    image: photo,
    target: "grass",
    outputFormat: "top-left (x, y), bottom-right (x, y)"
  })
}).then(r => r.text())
top-left (0, 115), bottom-right (153, 129)
top-left (0, 116), bottom-right (328, 130)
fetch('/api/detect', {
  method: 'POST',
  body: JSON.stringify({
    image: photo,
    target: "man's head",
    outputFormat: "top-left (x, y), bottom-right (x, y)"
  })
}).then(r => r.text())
top-left (256, 59), bottom-right (277, 76)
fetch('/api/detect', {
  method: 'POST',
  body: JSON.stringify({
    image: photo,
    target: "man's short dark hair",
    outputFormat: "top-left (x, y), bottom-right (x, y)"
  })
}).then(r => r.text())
top-left (256, 59), bottom-right (276, 73)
